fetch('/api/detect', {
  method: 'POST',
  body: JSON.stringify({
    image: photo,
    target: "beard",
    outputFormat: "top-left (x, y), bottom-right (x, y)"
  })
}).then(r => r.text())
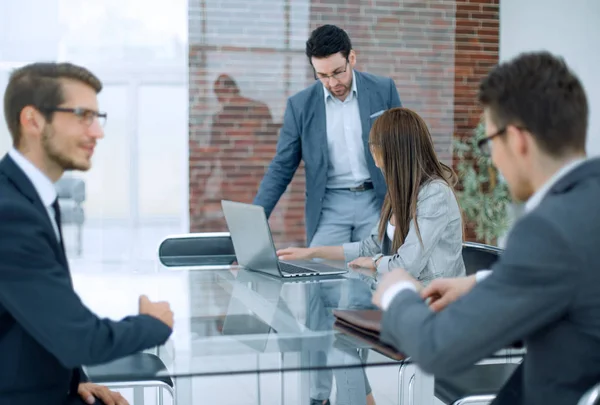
top-left (326, 78), bottom-right (352, 98)
top-left (41, 126), bottom-right (90, 171)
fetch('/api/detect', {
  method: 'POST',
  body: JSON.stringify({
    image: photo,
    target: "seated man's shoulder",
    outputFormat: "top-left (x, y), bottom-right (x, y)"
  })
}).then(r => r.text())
top-left (0, 182), bottom-right (39, 222)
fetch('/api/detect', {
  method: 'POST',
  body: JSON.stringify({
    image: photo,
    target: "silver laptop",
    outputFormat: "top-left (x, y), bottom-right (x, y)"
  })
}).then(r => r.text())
top-left (221, 200), bottom-right (347, 278)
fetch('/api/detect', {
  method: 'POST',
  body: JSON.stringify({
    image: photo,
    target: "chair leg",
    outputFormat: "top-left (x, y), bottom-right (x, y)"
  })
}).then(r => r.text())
top-left (164, 383), bottom-right (176, 405)
top-left (133, 387), bottom-right (145, 405)
top-left (158, 386), bottom-right (164, 405)
top-left (77, 223), bottom-right (82, 256)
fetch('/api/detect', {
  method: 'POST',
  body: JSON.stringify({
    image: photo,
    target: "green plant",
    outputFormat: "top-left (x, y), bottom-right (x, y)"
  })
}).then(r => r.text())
top-left (453, 122), bottom-right (512, 245)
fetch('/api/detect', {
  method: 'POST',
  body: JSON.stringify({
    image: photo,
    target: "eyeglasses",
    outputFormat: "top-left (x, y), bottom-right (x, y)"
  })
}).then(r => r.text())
top-left (42, 107), bottom-right (107, 127)
top-left (477, 127), bottom-right (506, 157)
top-left (314, 59), bottom-right (349, 82)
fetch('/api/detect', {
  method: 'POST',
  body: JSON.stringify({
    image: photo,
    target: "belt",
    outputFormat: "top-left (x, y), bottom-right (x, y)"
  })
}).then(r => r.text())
top-left (335, 182), bottom-right (374, 192)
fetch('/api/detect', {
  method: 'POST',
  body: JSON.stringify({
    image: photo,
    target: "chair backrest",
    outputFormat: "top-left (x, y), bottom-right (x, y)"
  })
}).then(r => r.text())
top-left (461, 242), bottom-right (503, 276)
top-left (578, 382), bottom-right (600, 405)
top-left (158, 232), bottom-right (236, 267)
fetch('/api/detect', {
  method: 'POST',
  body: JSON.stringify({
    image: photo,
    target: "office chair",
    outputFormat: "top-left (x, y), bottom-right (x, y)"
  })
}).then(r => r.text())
top-left (54, 175), bottom-right (85, 256)
top-left (579, 382), bottom-right (600, 405)
top-left (461, 241), bottom-right (503, 276)
top-left (85, 354), bottom-right (174, 405)
top-left (435, 242), bottom-right (521, 405)
top-left (158, 232), bottom-right (236, 267)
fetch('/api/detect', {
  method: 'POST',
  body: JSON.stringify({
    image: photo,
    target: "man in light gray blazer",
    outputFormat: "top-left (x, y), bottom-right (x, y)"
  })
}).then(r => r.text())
top-left (253, 24), bottom-right (401, 247)
top-left (373, 51), bottom-right (600, 405)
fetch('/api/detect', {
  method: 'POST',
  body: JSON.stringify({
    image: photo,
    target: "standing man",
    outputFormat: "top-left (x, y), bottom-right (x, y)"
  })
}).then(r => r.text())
top-left (373, 51), bottom-right (600, 405)
top-left (253, 24), bottom-right (402, 248)
top-left (254, 24), bottom-right (401, 405)
top-left (0, 62), bottom-right (174, 405)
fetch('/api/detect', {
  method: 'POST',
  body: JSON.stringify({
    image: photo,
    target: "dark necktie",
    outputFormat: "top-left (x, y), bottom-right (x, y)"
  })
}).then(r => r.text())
top-left (51, 198), bottom-right (66, 254)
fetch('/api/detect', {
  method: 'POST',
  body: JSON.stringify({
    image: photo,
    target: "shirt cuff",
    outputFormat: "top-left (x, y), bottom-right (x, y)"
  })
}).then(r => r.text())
top-left (342, 242), bottom-right (361, 263)
top-left (381, 281), bottom-right (417, 310)
top-left (476, 269), bottom-right (493, 283)
top-left (376, 255), bottom-right (392, 274)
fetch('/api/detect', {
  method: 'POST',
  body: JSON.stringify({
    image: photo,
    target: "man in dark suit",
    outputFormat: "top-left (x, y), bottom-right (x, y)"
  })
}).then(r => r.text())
top-left (0, 62), bottom-right (175, 405)
top-left (372, 51), bottom-right (600, 405)
top-left (253, 24), bottom-right (402, 248)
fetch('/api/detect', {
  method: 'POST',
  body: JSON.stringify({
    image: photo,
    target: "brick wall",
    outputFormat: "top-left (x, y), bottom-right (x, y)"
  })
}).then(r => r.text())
top-left (189, 0), bottom-right (499, 246)
top-left (453, 0), bottom-right (500, 240)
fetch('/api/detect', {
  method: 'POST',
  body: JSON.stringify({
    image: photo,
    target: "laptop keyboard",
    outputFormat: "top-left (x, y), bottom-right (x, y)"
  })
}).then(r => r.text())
top-left (279, 261), bottom-right (317, 275)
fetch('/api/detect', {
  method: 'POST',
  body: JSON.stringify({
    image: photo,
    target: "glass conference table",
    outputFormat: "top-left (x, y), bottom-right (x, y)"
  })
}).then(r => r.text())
top-left (77, 264), bottom-right (522, 405)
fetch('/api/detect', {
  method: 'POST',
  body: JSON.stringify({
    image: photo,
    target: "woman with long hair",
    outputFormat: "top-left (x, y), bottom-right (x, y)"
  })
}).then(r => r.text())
top-left (277, 107), bottom-right (465, 284)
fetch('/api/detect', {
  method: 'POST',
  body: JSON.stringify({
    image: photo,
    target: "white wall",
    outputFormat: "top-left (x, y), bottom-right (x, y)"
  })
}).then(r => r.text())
top-left (0, 0), bottom-right (188, 227)
top-left (500, 0), bottom-right (600, 156)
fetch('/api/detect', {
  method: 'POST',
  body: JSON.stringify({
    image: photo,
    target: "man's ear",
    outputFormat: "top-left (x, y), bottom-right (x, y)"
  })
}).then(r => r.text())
top-left (506, 125), bottom-right (528, 157)
top-left (19, 106), bottom-right (44, 135)
top-left (348, 49), bottom-right (357, 67)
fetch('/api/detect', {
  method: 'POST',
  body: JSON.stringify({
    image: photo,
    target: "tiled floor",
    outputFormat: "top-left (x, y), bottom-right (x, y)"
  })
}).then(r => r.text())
top-left (68, 223), bottom-right (447, 405)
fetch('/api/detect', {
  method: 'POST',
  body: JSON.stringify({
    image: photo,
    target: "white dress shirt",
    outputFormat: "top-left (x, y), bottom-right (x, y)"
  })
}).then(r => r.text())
top-left (8, 147), bottom-right (61, 242)
top-left (324, 70), bottom-right (371, 189)
top-left (381, 157), bottom-right (588, 310)
top-left (386, 221), bottom-right (395, 240)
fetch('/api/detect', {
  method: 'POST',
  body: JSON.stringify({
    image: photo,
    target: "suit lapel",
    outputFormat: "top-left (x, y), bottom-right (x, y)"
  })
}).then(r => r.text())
top-left (355, 71), bottom-right (372, 144)
top-left (310, 85), bottom-right (329, 165)
top-left (0, 154), bottom-right (69, 267)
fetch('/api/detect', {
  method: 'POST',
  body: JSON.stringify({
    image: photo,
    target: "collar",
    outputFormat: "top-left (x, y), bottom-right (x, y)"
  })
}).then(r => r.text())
top-left (524, 158), bottom-right (587, 213)
top-left (8, 147), bottom-right (57, 207)
top-left (324, 69), bottom-right (358, 102)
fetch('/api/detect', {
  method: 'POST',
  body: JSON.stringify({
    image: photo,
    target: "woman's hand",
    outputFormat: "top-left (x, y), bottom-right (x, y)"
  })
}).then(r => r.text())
top-left (276, 247), bottom-right (314, 261)
top-left (348, 256), bottom-right (376, 271)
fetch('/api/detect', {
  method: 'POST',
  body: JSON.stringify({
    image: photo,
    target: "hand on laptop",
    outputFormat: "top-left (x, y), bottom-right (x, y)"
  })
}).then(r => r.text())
top-left (277, 247), bottom-right (314, 261)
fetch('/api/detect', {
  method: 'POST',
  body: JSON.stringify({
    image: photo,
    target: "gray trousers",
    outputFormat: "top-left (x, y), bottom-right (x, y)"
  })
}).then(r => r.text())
top-left (307, 188), bottom-right (380, 404)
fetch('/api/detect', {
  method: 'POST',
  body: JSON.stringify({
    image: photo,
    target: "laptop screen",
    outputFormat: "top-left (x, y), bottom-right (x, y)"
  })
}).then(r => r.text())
top-left (221, 200), bottom-right (282, 277)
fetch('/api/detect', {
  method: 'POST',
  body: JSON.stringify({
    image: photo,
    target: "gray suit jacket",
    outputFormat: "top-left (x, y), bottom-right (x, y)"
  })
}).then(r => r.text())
top-left (253, 70), bottom-right (402, 244)
top-left (380, 158), bottom-right (600, 405)
top-left (343, 180), bottom-right (465, 284)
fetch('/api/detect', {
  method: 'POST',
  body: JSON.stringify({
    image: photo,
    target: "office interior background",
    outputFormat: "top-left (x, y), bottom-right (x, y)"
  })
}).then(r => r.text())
top-left (1, 0), bottom-right (599, 403)
top-left (2, 0), bottom-right (598, 269)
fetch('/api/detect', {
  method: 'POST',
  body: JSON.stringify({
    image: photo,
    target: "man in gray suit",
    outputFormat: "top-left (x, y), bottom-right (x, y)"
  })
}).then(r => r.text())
top-left (372, 51), bottom-right (600, 405)
top-left (253, 24), bottom-right (401, 248)
top-left (254, 25), bottom-right (401, 405)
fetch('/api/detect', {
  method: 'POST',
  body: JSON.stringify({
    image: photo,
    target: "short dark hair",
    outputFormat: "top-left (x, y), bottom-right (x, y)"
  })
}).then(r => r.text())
top-left (305, 24), bottom-right (352, 62)
top-left (478, 51), bottom-right (588, 157)
top-left (3, 62), bottom-right (103, 147)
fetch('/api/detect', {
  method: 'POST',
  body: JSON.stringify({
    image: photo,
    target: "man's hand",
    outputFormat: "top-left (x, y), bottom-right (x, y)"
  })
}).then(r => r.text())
top-left (78, 383), bottom-right (128, 405)
top-left (420, 275), bottom-right (477, 312)
top-left (372, 268), bottom-right (421, 308)
top-left (138, 295), bottom-right (174, 328)
top-left (348, 256), bottom-right (376, 270)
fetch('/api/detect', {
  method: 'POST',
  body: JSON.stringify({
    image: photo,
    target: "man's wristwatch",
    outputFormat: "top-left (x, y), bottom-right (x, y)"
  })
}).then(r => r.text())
top-left (372, 253), bottom-right (384, 268)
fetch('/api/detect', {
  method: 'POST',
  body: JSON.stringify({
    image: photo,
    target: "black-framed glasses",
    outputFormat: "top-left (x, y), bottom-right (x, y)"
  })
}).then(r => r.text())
top-left (477, 127), bottom-right (506, 157)
top-left (42, 107), bottom-right (107, 127)
top-left (314, 59), bottom-right (349, 81)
